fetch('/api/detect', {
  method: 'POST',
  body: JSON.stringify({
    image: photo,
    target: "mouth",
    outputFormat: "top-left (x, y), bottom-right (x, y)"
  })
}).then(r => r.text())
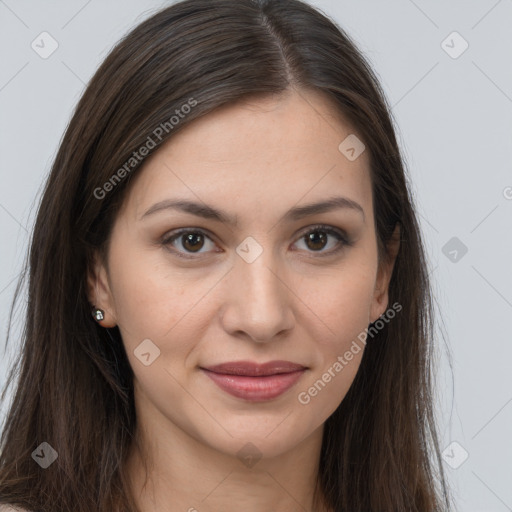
top-left (202, 360), bottom-right (306, 376)
top-left (200, 360), bottom-right (307, 401)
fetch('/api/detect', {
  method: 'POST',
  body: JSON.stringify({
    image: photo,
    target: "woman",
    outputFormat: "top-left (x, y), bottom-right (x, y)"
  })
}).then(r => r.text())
top-left (0, 0), bottom-right (453, 510)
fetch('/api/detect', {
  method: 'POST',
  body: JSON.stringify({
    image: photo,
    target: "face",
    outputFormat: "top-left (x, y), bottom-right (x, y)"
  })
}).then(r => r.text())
top-left (88, 88), bottom-right (397, 461)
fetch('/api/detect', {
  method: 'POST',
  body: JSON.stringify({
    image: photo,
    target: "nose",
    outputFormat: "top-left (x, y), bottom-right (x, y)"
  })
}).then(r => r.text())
top-left (219, 247), bottom-right (295, 343)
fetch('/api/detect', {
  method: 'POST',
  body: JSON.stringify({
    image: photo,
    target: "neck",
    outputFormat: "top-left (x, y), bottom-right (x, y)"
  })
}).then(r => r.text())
top-left (125, 416), bottom-right (329, 512)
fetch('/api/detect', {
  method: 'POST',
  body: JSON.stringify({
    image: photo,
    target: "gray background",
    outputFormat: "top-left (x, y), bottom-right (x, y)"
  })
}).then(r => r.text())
top-left (1, 1), bottom-right (511, 510)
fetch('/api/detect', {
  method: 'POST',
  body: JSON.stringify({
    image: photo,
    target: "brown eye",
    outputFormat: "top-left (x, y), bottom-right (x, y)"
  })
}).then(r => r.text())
top-left (162, 229), bottom-right (217, 257)
top-left (293, 225), bottom-right (350, 256)
top-left (181, 232), bottom-right (205, 252)
top-left (304, 231), bottom-right (328, 251)
top-left (162, 224), bottom-right (351, 260)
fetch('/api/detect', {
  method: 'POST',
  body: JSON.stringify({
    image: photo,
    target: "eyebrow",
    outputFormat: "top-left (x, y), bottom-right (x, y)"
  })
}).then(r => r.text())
top-left (140, 195), bottom-right (365, 225)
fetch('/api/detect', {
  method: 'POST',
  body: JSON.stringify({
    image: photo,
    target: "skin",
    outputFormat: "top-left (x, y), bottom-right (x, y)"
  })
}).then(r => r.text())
top-left (88, 87), bottom-right (399, 512)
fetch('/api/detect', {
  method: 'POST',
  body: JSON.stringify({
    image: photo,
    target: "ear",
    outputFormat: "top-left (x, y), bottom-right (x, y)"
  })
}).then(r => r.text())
top-left (369, 223), bottom-right (400, 323)
top-left (86, 250), bottom-right (118, 328)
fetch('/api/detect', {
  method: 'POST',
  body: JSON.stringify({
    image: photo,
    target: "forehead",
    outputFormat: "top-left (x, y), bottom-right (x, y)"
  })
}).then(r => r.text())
top-left (121, 89), bottom-right (372, 223)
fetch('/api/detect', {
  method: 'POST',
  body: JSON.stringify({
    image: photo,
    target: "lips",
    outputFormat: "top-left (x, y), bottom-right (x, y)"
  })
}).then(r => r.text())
top-left (200, 360), bottom-right (307, 401)
top-left (202, 360), bottom-right (306, 376)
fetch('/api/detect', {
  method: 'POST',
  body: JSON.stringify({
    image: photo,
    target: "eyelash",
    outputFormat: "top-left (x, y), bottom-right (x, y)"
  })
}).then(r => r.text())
top-left (161, 224), bottom-right (352, 260)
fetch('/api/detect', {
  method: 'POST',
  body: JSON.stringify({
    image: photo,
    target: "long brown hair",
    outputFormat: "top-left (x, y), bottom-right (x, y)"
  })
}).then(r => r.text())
top-left (0, 0), bottom-right (453, 510)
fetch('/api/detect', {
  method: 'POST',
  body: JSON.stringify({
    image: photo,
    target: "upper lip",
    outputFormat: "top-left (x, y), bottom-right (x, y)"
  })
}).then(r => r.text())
top-left (201, 360), bottom-right (306, 376)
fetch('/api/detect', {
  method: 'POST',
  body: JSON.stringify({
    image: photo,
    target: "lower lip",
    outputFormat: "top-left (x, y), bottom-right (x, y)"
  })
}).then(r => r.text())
top-left (201, 369), bottom-right (306, 401)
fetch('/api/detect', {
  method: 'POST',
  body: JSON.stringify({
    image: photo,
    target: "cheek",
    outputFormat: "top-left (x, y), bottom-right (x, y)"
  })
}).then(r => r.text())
top-left (292, 260), bottom-right (375, 413)
top-left (107, 240), bottom-right (182, 343)
top-left (107, 240), bottom-right (225, 363)
top-left (298, 260), bottom-right (376, 343)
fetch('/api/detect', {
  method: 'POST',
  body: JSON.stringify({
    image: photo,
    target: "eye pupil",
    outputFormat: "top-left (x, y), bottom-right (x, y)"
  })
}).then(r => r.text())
top-left (183, 233), bottom-right (204, 252)
top-left (305, 231), bottom-right (327, 251)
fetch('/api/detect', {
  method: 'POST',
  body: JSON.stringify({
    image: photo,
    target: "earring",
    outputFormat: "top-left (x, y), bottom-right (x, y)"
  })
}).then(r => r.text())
top-left (92, 306), bottom-right (105, 322)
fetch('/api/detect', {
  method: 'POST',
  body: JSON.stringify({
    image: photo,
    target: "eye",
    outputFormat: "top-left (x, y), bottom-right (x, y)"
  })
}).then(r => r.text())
top-left (161, 224), bottom-right (351, 259)
top-left (292, 224), bottom-right (351, 256)
top-left (162, 228), bottom-right (218, 258)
